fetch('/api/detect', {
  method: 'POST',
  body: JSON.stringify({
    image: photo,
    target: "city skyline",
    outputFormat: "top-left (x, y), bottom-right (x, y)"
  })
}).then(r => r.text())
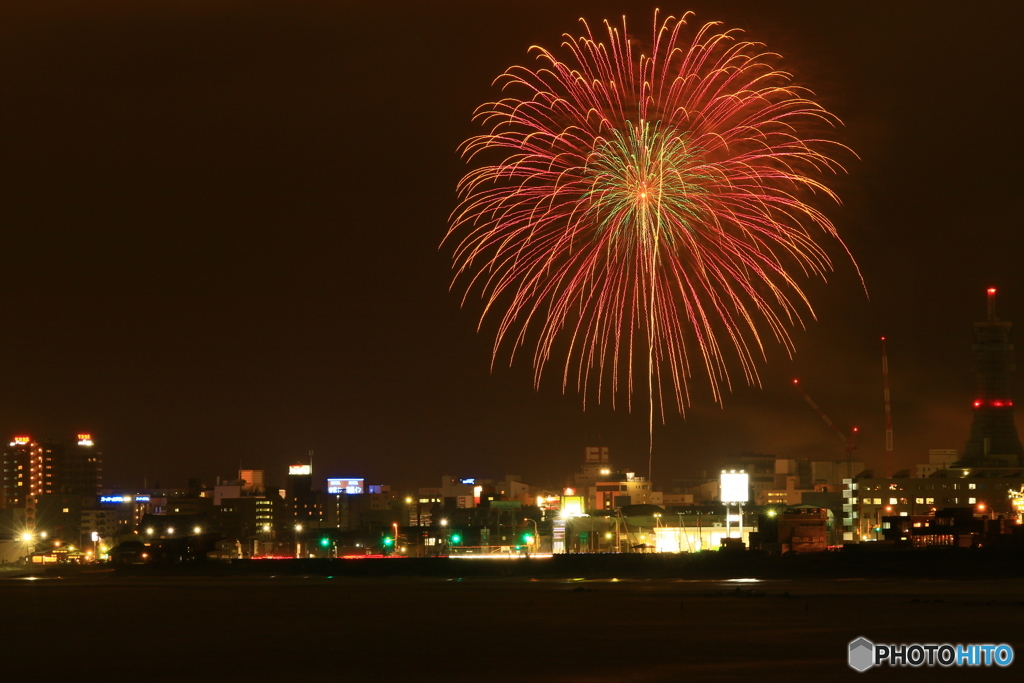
top-left (2, 1), bottom-right (1022, 491)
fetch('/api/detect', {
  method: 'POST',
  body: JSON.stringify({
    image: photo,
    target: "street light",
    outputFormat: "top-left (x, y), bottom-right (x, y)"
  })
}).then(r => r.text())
top-left (403, 496), bottom-right (415, 526)
top-left (523, 518), bottom-right (539, 554)
top-left (20, 532), bottom-right (35, 562)
top-left (437, 519), bottom-right (449, 556)
top-left (294, 524), bottom-right (303, 558)
top-left (874, 506), bottom-right (893, 540)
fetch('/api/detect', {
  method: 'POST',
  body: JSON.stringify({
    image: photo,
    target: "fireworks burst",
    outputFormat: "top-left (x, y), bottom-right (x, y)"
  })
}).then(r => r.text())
top-left (445, 11), bottom-right (859, 469)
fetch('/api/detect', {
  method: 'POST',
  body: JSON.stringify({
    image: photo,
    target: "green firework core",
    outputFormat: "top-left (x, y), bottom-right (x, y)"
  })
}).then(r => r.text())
top-left (584, 120), bottom-right (709, 251)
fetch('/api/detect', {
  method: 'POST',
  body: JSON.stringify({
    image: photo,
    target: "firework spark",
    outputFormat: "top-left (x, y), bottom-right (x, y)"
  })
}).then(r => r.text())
top-left (445, 11), bottom-right (859, 465)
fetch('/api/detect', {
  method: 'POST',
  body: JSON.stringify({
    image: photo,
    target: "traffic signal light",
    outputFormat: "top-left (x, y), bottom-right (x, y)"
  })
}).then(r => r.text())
top-left (522, 533), bottom-right (534, 545)
top-left (383, 536), bottom-right (394, 546)
top-left (450, 533), bottom-right (462, 544)
top-left (320, 537), bottom-right (330, 548)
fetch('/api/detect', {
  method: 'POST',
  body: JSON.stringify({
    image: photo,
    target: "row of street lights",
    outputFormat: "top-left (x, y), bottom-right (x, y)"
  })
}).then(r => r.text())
top-left (146, 525), bottom-right (203, 536)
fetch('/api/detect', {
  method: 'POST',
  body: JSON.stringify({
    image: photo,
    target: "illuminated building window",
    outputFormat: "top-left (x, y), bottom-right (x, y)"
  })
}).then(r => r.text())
top-left (968, 483), bottom-right (976, 490)
top-left (915, 498), bottom-right (924, 504)
top-left (968, 497), bottom-right (976, 504)
top-left (889, 498), bottom-right (897, 505)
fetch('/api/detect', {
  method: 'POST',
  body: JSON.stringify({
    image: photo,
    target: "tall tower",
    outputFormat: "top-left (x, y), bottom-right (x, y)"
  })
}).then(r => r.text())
top-left (962, 288), bottom-right (1024, 466)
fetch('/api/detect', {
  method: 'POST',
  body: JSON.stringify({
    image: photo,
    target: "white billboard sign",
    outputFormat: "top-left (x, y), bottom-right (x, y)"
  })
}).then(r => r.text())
top-left (720, 471), bottom-right (749, 503)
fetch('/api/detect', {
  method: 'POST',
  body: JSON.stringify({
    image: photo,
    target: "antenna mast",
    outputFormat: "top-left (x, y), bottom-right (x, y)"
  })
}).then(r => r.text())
top-left (881, 337), bottom-right (894, 478)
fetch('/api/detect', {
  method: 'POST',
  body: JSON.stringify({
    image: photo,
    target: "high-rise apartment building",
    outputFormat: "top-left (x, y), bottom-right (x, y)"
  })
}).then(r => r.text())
top-left (2, 434), bottom-right (102, 518)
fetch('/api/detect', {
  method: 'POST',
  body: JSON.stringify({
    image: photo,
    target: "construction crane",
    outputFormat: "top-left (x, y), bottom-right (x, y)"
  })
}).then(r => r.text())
top-left (792, 378), bottom-right (859, 476)
top-left (881, 337), bottom-right (894, 478)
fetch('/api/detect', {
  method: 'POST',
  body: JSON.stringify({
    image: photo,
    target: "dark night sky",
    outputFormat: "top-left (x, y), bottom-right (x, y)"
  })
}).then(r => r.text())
top-left (2, 1), bottom-right (1022, 492)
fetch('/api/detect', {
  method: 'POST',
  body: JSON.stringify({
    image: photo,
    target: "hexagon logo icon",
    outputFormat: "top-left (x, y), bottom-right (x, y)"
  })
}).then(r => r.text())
top-left (849, 637), bottom-right (875, 672)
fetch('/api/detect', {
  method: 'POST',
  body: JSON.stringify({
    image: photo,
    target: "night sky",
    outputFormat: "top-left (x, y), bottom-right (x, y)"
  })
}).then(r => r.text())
top-left (2, 1), bottom-right (1022, 492)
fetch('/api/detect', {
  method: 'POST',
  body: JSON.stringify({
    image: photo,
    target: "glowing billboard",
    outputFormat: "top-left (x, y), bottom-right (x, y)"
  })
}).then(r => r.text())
top-left (289, 465), bottom-right (312, 476)
top-left (100, 495), bottom-right (131, 504)
top-left (560, 495), bottom-right (585, 517)
top-left (720, 471), bottom-right (749, 503)
top-left (327, 478), bottom-right (364, 494)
